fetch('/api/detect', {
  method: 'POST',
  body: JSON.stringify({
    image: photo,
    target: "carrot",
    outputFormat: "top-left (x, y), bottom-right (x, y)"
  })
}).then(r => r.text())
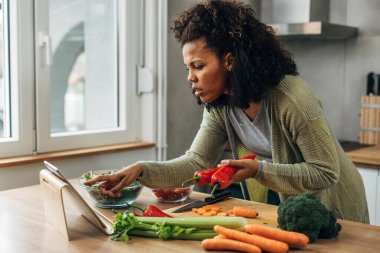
top-left (210, 206), bottom-right (221, 212)
top-left (245, 224), bottom-right (309, 248)
top-left (202, 238), bottom-right (262, 253)
top-left (213, 234), bottom-right (227, 239)
top-left (214, 225), bottom-right (288, 253)
top-left (233, 206), bottom-right (258, 218)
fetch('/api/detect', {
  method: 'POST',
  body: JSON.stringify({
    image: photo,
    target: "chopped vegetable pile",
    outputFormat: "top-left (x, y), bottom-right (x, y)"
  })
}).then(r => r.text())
top-left (277, 193), bottom-right (342, 243)
top-left (192, 204), bottom-right (258, 218)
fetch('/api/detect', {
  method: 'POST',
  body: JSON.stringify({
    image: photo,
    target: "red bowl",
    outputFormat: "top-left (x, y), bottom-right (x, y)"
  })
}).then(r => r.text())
top-left (150, 185), bottom-right (193, 203)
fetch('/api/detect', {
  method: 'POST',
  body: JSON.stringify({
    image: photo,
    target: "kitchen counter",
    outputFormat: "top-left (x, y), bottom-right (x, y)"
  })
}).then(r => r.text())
top-left (345, 145), bottom-right (380, 168)
top-left (1, 179), bottom-right (380, 253)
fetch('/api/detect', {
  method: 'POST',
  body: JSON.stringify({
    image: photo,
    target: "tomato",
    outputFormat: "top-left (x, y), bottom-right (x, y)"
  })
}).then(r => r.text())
top-left (151, 187), bottom-right (192, 202)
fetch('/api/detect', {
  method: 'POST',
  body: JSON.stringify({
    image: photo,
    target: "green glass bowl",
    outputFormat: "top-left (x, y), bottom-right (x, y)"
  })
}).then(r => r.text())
top-left (80, 170), bottom-right (143, 208)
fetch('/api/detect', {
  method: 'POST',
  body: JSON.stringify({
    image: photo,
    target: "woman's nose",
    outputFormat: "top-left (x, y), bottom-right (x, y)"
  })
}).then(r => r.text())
top-left (187, 70), bottom-right (196, 83)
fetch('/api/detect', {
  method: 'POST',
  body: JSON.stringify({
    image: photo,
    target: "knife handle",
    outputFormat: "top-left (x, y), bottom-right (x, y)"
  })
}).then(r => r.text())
top-left (204, 191), bottom-right (231, 204)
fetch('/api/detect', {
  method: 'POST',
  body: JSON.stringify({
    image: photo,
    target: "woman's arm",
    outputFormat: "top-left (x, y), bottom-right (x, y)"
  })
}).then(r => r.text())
top-left (139, 108), bottom-right (229, 188)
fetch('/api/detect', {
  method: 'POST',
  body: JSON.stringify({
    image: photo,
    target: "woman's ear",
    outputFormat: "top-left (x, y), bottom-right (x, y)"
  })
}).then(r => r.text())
top-left (224, 52), bottom-right (234, 71)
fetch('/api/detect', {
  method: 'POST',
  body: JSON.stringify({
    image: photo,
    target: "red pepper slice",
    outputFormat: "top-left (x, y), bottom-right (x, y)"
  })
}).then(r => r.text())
top-left (181, 167), bottom-right (219, 187)
top-left (127, 203), bottom-right (173, 217)
top-left (209, 154), bottom-right (256, 197)
top-left (143, 205), bottom-right (173, 218)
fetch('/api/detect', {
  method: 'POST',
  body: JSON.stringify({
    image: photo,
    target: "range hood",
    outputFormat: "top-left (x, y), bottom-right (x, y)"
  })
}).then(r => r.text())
top-left (260, 0), bottom-right (358, 40)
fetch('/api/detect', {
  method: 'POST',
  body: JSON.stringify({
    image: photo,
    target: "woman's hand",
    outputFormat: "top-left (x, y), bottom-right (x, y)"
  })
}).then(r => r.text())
top-left (83, 163), bottom-right (143, 198)
top-left (218, 158), bottom-right (259, 185)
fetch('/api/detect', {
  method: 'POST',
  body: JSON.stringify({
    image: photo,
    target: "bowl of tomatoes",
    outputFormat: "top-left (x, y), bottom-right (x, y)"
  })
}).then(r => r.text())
top-left (150, 185), bottom-right (194, 203)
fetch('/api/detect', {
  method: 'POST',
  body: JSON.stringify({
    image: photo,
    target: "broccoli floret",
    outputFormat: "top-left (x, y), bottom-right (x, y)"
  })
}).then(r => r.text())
top-left (277, 193), bottom-right (341, 243)
top-left (319, 209), bottom-right (342, 238)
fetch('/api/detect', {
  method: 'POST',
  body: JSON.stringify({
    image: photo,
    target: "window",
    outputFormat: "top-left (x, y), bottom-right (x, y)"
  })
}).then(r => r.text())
top-left (0, 0), bottom-right (34, 157)
top-left (0, 0), bottom-right (146, 157)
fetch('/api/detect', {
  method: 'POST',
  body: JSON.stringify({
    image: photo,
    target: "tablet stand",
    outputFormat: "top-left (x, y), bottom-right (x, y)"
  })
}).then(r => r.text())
top-left (39, 169), bottom-right (113, 241)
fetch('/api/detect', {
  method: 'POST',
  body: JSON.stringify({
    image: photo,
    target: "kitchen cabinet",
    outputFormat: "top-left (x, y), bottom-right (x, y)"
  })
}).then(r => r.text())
top-left (345, 145), bottom-right (380, 226)
top-left (357, 167), bottom-right (380, 226)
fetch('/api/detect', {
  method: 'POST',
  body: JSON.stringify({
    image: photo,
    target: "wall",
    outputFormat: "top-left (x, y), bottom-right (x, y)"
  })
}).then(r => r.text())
top-left (281, 0), bottom-right (380, 142)
top-left (167, 0), bottom-right (204, 159)
top-left (166, 0), bottom-right (380, 160)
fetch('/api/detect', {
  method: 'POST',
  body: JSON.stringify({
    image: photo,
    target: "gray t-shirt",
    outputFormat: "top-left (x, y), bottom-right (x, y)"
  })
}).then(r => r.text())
top-left (227, 96), bottom-right (273, 163)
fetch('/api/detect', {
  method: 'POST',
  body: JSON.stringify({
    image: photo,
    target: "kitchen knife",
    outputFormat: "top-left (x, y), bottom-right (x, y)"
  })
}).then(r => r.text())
top-left (171, 191), bottom-right (231, 213)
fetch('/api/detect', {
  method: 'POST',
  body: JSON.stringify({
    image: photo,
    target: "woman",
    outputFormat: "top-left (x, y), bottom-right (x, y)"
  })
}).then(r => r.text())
top-left (85, 0), bottom-right (369, 223)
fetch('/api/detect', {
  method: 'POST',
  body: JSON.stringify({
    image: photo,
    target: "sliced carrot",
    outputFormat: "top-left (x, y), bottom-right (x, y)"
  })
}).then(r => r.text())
top-left (202, 238), bottom-right (261, 253)
top-left (233, 206), bottom-right (258, 218)
top-left (217, 212), bottom-right (228, 216)
top-left (245, 224), bottom-right (308, 248)
top-left (210, 206), bottom-right (221, 212)
top-left (214, 225), bottom-right (288, 253)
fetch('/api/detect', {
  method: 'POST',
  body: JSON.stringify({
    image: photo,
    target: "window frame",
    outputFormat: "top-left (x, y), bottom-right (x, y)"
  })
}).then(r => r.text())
top-left (0, 0), bottom-right (35, 158)
top-left (34, 0), bottom-right (142, 153)
top-left (0, 0), bottom-right (148, 158)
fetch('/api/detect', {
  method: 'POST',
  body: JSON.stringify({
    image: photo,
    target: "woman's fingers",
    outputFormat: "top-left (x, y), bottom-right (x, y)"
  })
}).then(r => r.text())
top-left (218, 159), bottom-right (259, 182)
top-left (219, 159), bottom-right (248, 168)
top-left (83, 175), bottom-right (112, 186)
top-left (110, 177), bottom-right (131, 196)
top-left (83, 163), bottom-right (143, 198)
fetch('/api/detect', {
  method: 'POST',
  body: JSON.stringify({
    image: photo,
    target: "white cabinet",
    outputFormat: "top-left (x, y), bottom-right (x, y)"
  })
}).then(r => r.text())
top-left (357, 167), bottom-right (380, 226)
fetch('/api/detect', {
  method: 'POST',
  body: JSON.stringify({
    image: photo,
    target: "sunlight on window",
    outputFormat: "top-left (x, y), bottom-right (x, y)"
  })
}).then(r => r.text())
top-left (50, 0), bottom-right (119, 134)
top-left (65, 52), bottom-right (85, 131)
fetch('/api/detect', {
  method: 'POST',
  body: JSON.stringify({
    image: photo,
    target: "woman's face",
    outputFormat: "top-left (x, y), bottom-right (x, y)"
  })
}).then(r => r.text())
top-left (182, 38), bottom-right (231, 104)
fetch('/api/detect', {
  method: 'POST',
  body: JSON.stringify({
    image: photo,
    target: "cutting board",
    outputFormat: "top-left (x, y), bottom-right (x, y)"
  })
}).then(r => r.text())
top-left (165, 191), bottom-right (279, 228)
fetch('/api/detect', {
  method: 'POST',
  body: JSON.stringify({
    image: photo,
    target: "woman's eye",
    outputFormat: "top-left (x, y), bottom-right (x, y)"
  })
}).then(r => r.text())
top-left (194, 65), bottom-right (203, 70)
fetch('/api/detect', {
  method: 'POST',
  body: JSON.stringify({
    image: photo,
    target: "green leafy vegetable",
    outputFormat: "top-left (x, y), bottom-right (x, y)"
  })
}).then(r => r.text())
top-left (112, 212), bottom-right (248, 242)
top-left (277, 193), bottom-right (342, 243)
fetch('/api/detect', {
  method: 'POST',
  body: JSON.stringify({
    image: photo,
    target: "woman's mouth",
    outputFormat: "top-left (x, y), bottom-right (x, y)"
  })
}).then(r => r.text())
top-left (193, 88), bottom-right (202, 97)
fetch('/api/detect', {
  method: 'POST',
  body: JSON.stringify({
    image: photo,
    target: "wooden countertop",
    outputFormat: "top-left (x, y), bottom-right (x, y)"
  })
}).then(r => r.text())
top-left (346, 145), bottom-right (380, 168)
top-left (1, 179), bottom-right (380, 253)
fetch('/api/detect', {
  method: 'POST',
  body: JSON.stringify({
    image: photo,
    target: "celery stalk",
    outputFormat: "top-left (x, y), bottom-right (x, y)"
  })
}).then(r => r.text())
top-left (128, 229), bottom-right (217, 240)
top-left (136, 216), bottom-right (248, 230)
top-left (112, 212), bottom-right (248, 242)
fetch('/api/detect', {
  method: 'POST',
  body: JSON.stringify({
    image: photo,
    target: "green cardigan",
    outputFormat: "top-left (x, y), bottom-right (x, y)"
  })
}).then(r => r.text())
top-left (140, 75), bottom-right (369, 223)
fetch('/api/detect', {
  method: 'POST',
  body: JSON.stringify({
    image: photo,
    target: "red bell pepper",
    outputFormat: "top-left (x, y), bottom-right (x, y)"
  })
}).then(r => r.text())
top-left (181, 167), bottom-right (219, 187)
top-left (209, 154), bottom-right (256, 197)
top-left (127, 204), bottom-right (173, 218)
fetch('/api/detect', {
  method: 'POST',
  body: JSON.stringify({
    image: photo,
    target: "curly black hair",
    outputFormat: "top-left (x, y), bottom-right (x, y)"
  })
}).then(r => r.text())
top-left (171, 0), bottom-right (298, 109)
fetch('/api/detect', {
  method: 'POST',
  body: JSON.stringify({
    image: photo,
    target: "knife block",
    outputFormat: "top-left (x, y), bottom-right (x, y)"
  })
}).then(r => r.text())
top-left (360, 95), bottom-right (380, 145)
top-left (39, 169), bottom-right (114, 241)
